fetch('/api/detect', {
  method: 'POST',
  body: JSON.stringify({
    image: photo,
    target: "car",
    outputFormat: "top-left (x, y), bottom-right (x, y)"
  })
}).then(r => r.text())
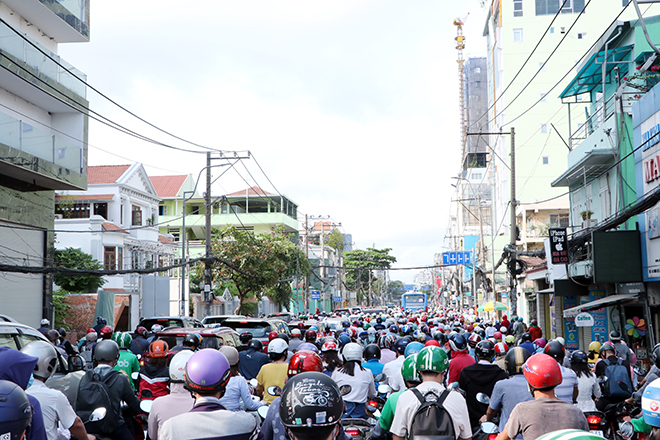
top-left (350, 307), bottom-right (362, 314)
top-left (0, 315), bottom-right (17, 323)
top-left (334, 308), bottom-right (350, 315)
top-left (322, 317), bottom-right (345, 332)
top-left (363, 308), bottom-right (386, 316)
top-left (221, 318), bottom-right (290, 348)
top-left (154, 326), bottom-right (240, 351)
top-left (201, 315), bottom-right (245, 327)
top-left (267, 312), bottom-right (294, 323)
top-left (137, 316), bottom-right (204, 331)
top-left (0, 322), bottom-right (69, 375)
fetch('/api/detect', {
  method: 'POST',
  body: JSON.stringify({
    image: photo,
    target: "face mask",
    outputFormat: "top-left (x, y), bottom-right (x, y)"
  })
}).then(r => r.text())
top-left (27, 374), bottom-right (34, 388)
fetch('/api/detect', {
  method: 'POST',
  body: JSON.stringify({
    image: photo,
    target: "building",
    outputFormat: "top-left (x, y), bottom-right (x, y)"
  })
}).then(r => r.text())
top-left (55, 164), bottom-right (175, 328)
top-left (0, 1), bottom-right (90, 326)
top-left (482, 0), bottom-right (639, 318)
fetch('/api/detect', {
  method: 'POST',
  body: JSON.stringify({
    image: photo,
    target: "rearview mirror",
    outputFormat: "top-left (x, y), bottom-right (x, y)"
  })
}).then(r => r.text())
top-left (249, 378), bottom-right (259, 388)
top-left (339, 385), bottom-right (352, 396)
top-left (373, 373), bottom-right (386, 382)
top-left (476, 393), bottom-right (490, 405)
top-left (267, 386), bottom-right (282, 396)
top-left (89, 407), bottom-right (106, 422)
top-left (140, 400), bottom-right (153, 413)
top-left (378, 384), bottom-right (391, 394)
top-left (481, 422), bottom-right (498, 434)
top-left (131, 372), bottom-right (139, 381)
top-left (257, 406), bottom-right (269, 419)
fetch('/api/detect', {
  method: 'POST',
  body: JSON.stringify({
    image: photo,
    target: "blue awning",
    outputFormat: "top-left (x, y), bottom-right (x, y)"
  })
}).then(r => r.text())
top-left (559, 45), bottom-right (634, 99)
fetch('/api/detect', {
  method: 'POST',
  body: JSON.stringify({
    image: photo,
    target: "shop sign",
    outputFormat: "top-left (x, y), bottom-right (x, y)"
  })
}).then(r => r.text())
top-left (563, 296), bottom-right (579, 350)
top-left (549, 228), bottom-right (568, 265)
top-left (588, 290), bottom-right (608, 343)
top-left (575, 312), bottom-right (595, 327)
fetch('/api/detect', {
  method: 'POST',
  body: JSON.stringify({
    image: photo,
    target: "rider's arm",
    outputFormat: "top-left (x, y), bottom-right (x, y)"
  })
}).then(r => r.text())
top-left (240, 379), bottom-right (264, 411)
top-left (573, 386), bottom-right (579, 404)
top-left (119, 373), bottom-right (143, 414)
top-left (367, 372), bottom-right (377, 400)
top-left (486, 406), bottom-right (498, 422)
top-left (68, 416), bottom-right (94, 440)
top-left (495, 428), bottom-right (510, 440)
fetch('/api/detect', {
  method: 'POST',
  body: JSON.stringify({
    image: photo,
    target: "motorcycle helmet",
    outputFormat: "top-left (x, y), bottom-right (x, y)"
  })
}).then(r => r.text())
top-left (467, 333), bottom-right (482, 347)
top-left (288, 351), bottom-right (324, 377)
top-left (269, 331), bottom-right (279, 342)
top-left (0, 380), bottom-right (32, 440)
top-left (416, 346), bottom-right (449, 374)
top-left (523, 353), bottom-right (561, 390)
top-left (115, 332), bottom-right (132, 350)
top-left (543, 340), bottom-right (566, 363)
top-left (505, 335), bottom-right (515, 346)
top-left (389, 324), bottom-right (398, 334)
top-left (321, 341), bottom-right (338, 352)
top-left (148, 340), bottom-right (169, 358)
top-left (475, 340), bottom-right (495, 360)
top-left (150, 324), bottom-right (163, 334)
top-left (364, 344), bottom-right (381, 360)
top-left (652, 343), bottom-right (660, 368)
top-left (169, 350), bottom-right (195, 382)
top-left (297, 343), bottom-right (319, 353)
top-left (493, 331), bottom-right (502, 341)
top-left (280, 372), bottom-right (343, 428)
top-left (570, 350), bottom-right (588, 365)
top-left (58, 328), bottom-right (67, 338)
top-left (135, 326), bottom-right (147, 337)
top-left (184, 349), bottom-right (231, 395)
top-left (93, 340), bottom-right (120, 363)
top-left (268, 338), bottom-right (289, 355)
top-left (394, 338), bottom-right (410, 355)
top-left (609, 330), bottom-right (622, 342)
top-left (99, 326), bottom-right (113, 340)
top-left (533, 338), bottom-right (547, 349)
top-left (425, 340), bottom-right (441, 347)
top-left (448, 334), bottom-right (468, 352)
top-left (643, 377), bottom-right (660, 427)
top-left (337, 334), bottom-right (351, 347)
top-left (291, 329), bottom-right (302, 338)
top-left (494, 342), bottom-right (508, 356)
top-left (505, 346), bottom-right (531, 376)
top-left (276, 333), bottom-right (290, 343)
top-left (20, 341), bottom-right (58, 380)
top-left (588, 341), bottom-right (601, 353)
top-left (86, 331), bottom-right (98, 343)
top-left (401, 353), bottom-right (421, 384)
top-left (521, 332), bottom-right (532, 342)
top-left (342, 343), bottom-right (363, 362)
top-left (248, 339), bottom-right (263, 352)
top-left (240, 332), bottom-right (253, 344)
top-left (219, 346), bottom-right (240, 366)
top-left (405, 341), bottom-right (424, 357)
top-left (536, 431), bottom-right (607, 440)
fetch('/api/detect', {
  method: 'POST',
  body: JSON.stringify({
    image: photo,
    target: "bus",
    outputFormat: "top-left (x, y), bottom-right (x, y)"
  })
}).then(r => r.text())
top-left (401, 292), bottom-right (428, 312)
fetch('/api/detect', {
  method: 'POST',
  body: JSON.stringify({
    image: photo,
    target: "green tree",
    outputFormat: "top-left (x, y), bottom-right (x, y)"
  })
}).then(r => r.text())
top-left (326, 229), bottom-right (345, 253)
top-left (386, 280), bottom-right (406, 303)
top-left (344, 248), bottom-right (396, 305)
top-left (200, 226), bottom-right (310, 314)
top-left (53, 248), bottom-right (106, 292)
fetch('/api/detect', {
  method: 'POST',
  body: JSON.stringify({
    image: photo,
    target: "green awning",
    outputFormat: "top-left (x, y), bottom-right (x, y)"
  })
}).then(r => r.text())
top-left (559, 45), bottom-right (633, 99)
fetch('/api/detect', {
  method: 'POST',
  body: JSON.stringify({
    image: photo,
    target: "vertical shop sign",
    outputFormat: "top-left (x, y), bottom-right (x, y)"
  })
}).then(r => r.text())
top-left (588, 290), bottom-right (608, 343)
top-left (563, 296), bottom-right (579, 350)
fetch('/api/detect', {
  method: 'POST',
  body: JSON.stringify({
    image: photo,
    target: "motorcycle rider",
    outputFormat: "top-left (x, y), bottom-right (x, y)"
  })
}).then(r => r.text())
top-left (237, 332), bottom-right (253, 353)
top-left (459, 340), bottom-right (508, 430)
top-left (0, 380), bottom-right (33, 440)
top-left (609, 330), bottom-right (633, 363)
top-left (494, 353), bottom-right (589, 440)
top-left (159, 349), bottom-right (259, 440)
top-left (20, 341), bottom-right (95, 440)
top-left (543, 340), bottom-right (578, 404)
top-left (256, 338), bottom-right (289, 405)
top-left (631, 344), bottom-right (660, 405)
top-left (148, 350), bottom-right (196, 440)
top-left (218, 346), bottom-right (265, 411)
top-left (390, 346), bottom-right (472, 440)
top-left (288, 329), bottom-right (303, 352)
top-left (380, 333), bottom-right (398, 364)
top-left (130, 326), bottom-right (150, 356)
top-left (138, 340), bottom-right (170, 400)
top-left (93, 316), bottom-right (107, 333)
top-left (518, 333), bottom-right (535, 356)
top-left (382, 337), bottom-right (409, 392)
top-left (448, 333), bottom-right (475, 384)
top-left (595, 341), bottom-right (632, 411)
top-left (484, 347), bottom-right (533, 440)
top-left (37, 319), bottom-right (50, 336)
top-left (239, 339), bottom-right (270, 381)
top-left (111, 332), bottom-right (140, 391)
top-left (332, 343), bottom-right (376, 419)
top-left (362, 344), bottom-right (384, 376)
top-left (57, 328), bottom-right (78, 357)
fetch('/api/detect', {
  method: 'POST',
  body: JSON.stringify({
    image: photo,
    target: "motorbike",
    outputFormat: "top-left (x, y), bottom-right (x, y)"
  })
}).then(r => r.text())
top-left (583, 410), bottom-right (609, 439)
top-left (472, 393), bottom-right (499, 440)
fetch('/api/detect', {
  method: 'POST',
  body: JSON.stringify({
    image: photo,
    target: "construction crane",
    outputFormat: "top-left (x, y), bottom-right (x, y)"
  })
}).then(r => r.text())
top-left (454, 15), bottom-right (468, 161)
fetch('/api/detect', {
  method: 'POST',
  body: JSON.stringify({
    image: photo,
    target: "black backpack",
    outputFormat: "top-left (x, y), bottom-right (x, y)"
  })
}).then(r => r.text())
top-left (76, 369), bottom-right (119, 436)
top-left (602, 358), bottom-right (633, 399)
top-left (409, 388), bottom-right (456, 440)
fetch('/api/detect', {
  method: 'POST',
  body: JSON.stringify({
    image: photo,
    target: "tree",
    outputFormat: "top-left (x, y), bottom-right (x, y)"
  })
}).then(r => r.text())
top-left (344, 248), bottom-right (396, 305)
top-left (200, 226), bottom-right (310, 314)
top-left (53, 248), bottom-right (106, 292)
top-left (386, 280), bottom-right (406, 303)
top-left (326, 229), bottom-right (345, 253)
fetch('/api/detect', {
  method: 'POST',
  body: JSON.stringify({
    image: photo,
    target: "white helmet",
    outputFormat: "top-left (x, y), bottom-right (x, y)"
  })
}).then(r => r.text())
top-left (86, 332), bottom-right (98, 343)
top-left (169, 350), bottom-right (195, 382)
top-left (219, 346), bottom-right (239, 366)
top-left (268, 338), bottom-right (289, 354)
top-left (556, 337), bottom-right (566, 347)
top-left (20, 341), bottom-right (58, 380)
top-left (151, 324), bottom-right (164, 333)
top-left (342, 342), bottom-right (363, 362)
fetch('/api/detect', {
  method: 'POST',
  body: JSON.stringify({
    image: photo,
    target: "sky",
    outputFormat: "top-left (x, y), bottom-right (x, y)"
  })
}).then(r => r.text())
top-left (59, 1), bottom-right (489, 283)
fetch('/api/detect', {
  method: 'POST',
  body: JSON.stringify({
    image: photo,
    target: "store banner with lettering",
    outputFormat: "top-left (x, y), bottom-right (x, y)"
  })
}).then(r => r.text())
top-left (588, 290), bottom-right (608, 344)
top-left (563, 296), bottom-right (579, 350)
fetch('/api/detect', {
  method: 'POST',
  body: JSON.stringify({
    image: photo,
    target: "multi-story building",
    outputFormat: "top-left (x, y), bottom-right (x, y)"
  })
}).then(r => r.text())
top-left (0, 1), bottom-right (90, 326)
top-left (483, 0), bottom-right (639, 318)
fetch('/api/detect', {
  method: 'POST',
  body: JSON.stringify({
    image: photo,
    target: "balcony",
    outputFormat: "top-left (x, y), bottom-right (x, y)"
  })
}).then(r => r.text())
top-left (3, 0), bottom-right (90, 43)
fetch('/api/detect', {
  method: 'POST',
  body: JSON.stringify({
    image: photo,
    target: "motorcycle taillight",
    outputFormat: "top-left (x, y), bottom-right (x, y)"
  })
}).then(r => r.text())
top-left (345, 429), bottom-right (360, 437)
top-left (488, 434), bottom-right (497, 440)
top-left (586, 416), bottom-right (601, 426)
top-left (367, 401), bottom-right (378, 407)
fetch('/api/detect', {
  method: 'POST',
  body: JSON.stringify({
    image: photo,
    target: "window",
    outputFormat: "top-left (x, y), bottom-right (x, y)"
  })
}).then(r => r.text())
top-left (550, 214), bottom-right (570, 228)
top-left (542, 156), bottom-right (549, 164)
top-left (158, 205), bottom-right (167, 216)
top-left (513, 28), bottom-right (523, 42)
top-left (472, 173), bottom-right (482, 180)
top-left (475, 67), bottom-right (481, 74)
top-left (94, 202), bottom-right (108, 219)
top-left (571, 188), bottom-right (582, 226)
top-left (55, 201), bottom-right (90, 219)
top-left (118, 247), bottom-right (123, 270)
top-left (514, 0), bottom-right (523, 16)
top-left (536, 0), bottom-right (585, 15)
top-left (541, 124), bottom-right (548, 133)
top-left (168, 228), bottom-right (181, 241)
top-left (104, 247), bottom-right (116, 271)
top-left (577, 32), bottom-right (586, 39)
top-left (132, 205), bottom-right (142, 226)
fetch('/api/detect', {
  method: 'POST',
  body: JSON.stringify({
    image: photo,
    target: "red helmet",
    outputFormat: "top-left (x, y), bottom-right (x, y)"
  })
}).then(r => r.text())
top-left (321, 341), bottom-right (338, 352)
top-left (86, 328), bottom-right (96, 334)
top-left (468, 333), bottom-right (482, 347)
top-left (305, 329), bottom-right (317, 342)
top-left (135, 326), bottom-right (147, 337)
top-left (346, 327), bottom-right (357, 338)
top-left (99, 326), bottom-right (113, 340)
top-left (268, 331), bottom-right (278, 341)
top-left (493, 331), bottom-right (502, 340)
top-left (424, 340), bottom-right (441, 347)
top-left (287, 351), bottom-right (323, 377)
top-left (148, 340), bottom-right (169, 358)
top-left (494, 342), bottom-right (508, 355)
top-left (523, 353), bottom-right (562, 390)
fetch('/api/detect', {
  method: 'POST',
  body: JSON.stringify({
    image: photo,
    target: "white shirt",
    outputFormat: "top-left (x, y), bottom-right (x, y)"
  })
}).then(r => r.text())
top-left (382, 356), bottom-right (405, 392)
top-left (390, 381), bottom-right (472, 440)
top-left (26, 379), bottom-right (78, 440)
top-left (331, 365), bottom-right (376, 403)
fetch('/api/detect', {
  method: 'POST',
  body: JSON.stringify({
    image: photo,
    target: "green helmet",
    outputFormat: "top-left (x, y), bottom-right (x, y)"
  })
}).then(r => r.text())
top-left (401, 353), bottom-right (421, 383)
top-left (364, 323), bottom-right (371, 330)
top-left (416, 346), bottom-right (449, 373)
top-left (536, 430), bottom-right (605, 440)
top-left (112, 332), bottom-right (132, 350)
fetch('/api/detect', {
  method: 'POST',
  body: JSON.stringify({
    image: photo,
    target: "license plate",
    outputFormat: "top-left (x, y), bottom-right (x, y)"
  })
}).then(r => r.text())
top-left (589, 430), bottom-right (604, 437)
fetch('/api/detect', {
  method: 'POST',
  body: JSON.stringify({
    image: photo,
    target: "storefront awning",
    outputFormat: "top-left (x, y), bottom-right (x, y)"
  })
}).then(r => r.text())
top-left (562, 293), bottom-right (639, 318)
top-left (559, 45), bottom-right (633, 99)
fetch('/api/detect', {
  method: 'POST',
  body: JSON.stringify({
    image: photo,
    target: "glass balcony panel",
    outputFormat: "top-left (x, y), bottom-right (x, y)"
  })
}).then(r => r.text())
top-left (55, 0), bottom-right (86, 24)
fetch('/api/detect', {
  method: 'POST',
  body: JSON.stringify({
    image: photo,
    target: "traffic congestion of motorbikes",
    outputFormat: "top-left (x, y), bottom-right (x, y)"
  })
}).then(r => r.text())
top-left (2, 306), bottom-right (660, 440)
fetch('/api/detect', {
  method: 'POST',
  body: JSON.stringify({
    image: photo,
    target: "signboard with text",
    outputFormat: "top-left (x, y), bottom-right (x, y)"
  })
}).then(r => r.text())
top-left (563, 296), bottom-right (579, 350)
top-left (549, 228), bottom-right (568, 265)
top-left (442, 251), bottom-right (472, 266)
top-left (311, 290), bottom-right (321, 300)
top-left (588, 290), bottom-right (608, 343)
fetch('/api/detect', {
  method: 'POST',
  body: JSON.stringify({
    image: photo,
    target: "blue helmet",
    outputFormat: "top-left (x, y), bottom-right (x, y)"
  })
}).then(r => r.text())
top-left (643, 377), bottom-right (660, 427)
top-left (338, 334), bottom-right (351, 347)
top-left (0, 380), bottom-right (31, 440)
top-left (389, 325), bottom-right (398, 333)
top-left (394, 337), bottom-right (410, 355)
top-left (405, 341), bottom-right (425, 357)
top-left (342, 321), bottom-right (351, 328)
top-left (402, 325), bottom-right (411, 335)
top-left (449, 334), bottom-right (468, 352)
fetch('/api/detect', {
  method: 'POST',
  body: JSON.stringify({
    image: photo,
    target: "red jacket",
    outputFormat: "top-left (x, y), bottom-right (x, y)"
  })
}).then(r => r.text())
top-left (529, 325), bottom-right (543, 341)
top-left (448, 351), bottom-right (475, 384)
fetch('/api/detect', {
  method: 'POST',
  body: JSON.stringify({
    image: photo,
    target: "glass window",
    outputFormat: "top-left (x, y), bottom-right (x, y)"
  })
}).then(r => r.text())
top-left (543, 156), bottom-right (549, 165)
top-left (536, 0), bottom-right (584, 15)
top-left (104, 247), bottom-right (116, 270)
top-left (541, 124), bottom-right (548, 133)
top-left (513, 29), bottom-right (523, 42)
top-left (132, 205), bottom-right (142, 226)
top-left (0, 334), bottom-right (17, 349)
top-left (158, 205), bottom-right (167, 216)
top-left (514, 0), bottom-right (523, 16)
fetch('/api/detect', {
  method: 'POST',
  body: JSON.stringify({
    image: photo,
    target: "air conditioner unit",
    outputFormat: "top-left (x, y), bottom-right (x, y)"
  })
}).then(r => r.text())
top-left (569, 260), bottom-right (593, 278)
top-left (54, 214), bottom-right (63, 219)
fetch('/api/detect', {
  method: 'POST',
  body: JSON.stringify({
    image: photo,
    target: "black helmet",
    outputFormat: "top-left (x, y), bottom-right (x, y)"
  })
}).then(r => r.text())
top-left (58, 328), bottom-right (67, 338)
top-left (652, 344), bottom-right (660, 368)
top-left (279, 372), bottom-right (343, 428)
top-left (475, 340), bottom-right (495, 360)
top-left (0, 380), bottom-right (32, 440)
top-left (609, 330), bottom-right (622, 342)
top-left (183, 334), bottom-right (202, 348)
top-left (276, 333), bottom-right (290, 343)
top-left (94, 340), bottom-right (120, 362)
top-left (570, 350), bottom-right (588, 364)
top-left (248, 339), bottom-right (263, 351)
top-left (240, 332), bottom-right (253, 344)
top-left (521, 332), bottom-right (532, 342)
top-left (364, 344), bottom-right (381, 360)
top-left (376, 317), bottom-right (383, 324)
top-left (505, 346), bottom-right (531, 376)
top-left (543, 340), bottom-right (566, 363)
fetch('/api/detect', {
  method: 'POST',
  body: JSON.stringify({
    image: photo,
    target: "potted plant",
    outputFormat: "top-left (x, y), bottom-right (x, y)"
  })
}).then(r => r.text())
top-left (580, 210), bottom-right (593, 221)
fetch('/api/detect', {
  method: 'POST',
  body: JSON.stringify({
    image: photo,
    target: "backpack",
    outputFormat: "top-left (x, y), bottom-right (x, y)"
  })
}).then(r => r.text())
top-left (602, 358), bottom-right (633, 399)
top-left (76, 369), bottom-right (119, 436)
top-left (409, 388), bottom-right (456, 440)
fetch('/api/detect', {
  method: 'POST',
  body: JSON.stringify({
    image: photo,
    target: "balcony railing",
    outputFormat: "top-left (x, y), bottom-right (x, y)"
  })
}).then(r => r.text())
top-left (0, 19), bottom-right (86, 97)
top-left (569, 95), bottom-right (616, 149)
top-left (0, 112), bottom-right (82, 173)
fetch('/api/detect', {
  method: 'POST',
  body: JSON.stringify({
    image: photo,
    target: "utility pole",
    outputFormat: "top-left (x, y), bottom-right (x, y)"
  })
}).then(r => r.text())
top-left (320, 224), bottom-right (325, 312)
top-left (204, 152), bottom-right (212, 318)
top-left (509, 127), bottom-right (518, 316)
top-left (304, 214), bottom-right (309, 314)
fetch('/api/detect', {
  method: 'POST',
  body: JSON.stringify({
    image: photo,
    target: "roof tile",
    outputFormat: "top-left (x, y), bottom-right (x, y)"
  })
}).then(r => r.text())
top-left (88, 165), bottom-right (131, 184)
top-left (150, 175), bottom-right (188, 198)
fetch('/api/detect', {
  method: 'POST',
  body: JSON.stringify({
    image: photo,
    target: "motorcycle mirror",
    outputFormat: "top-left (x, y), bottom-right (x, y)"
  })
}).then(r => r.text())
top-left (140, 400), bottom-right (153, 414)
top-left (136, 354), bottom-right (142, 360)
top-left (598, 376), bottom-right (608, 384)
top-left (476, 393), bottom-right (491, 405)
top-left (131, 372), bottom-right (139, 381)
top-left (481, 422), bottom-right (499, 434)
top-left (249, 378), bottom-right (259, 388)
top-left (89, 407), bottom-right (107, 422)
top-left (373, 373), bottom-right (386, 382)
top-left (267, 386), bottom-right (282, 396)
top-left (251, 395), bottom-right (261, 401)
top-left (339, 385), bottom-right (352, 396)
top-left (378, 384), bottom-right (391, 394)
top-left (258, 406), bottom-right (270, 419)
top-left (141, 389), bottom-right (153, 399)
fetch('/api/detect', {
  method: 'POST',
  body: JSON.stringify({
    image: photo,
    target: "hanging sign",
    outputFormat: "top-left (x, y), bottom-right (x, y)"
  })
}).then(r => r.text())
top-left (575, 312), bottom-right (595, 327)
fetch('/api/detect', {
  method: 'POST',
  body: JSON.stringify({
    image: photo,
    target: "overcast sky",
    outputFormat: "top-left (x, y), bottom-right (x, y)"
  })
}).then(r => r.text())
top-left (59, 1), bottom-right (488, 283)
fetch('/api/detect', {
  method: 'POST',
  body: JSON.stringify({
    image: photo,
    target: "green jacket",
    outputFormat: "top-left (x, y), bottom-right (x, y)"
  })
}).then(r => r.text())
top-left (380, 390), bottom-right (405, 431)
top-left (113, 350), bottom-right (140, 390)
